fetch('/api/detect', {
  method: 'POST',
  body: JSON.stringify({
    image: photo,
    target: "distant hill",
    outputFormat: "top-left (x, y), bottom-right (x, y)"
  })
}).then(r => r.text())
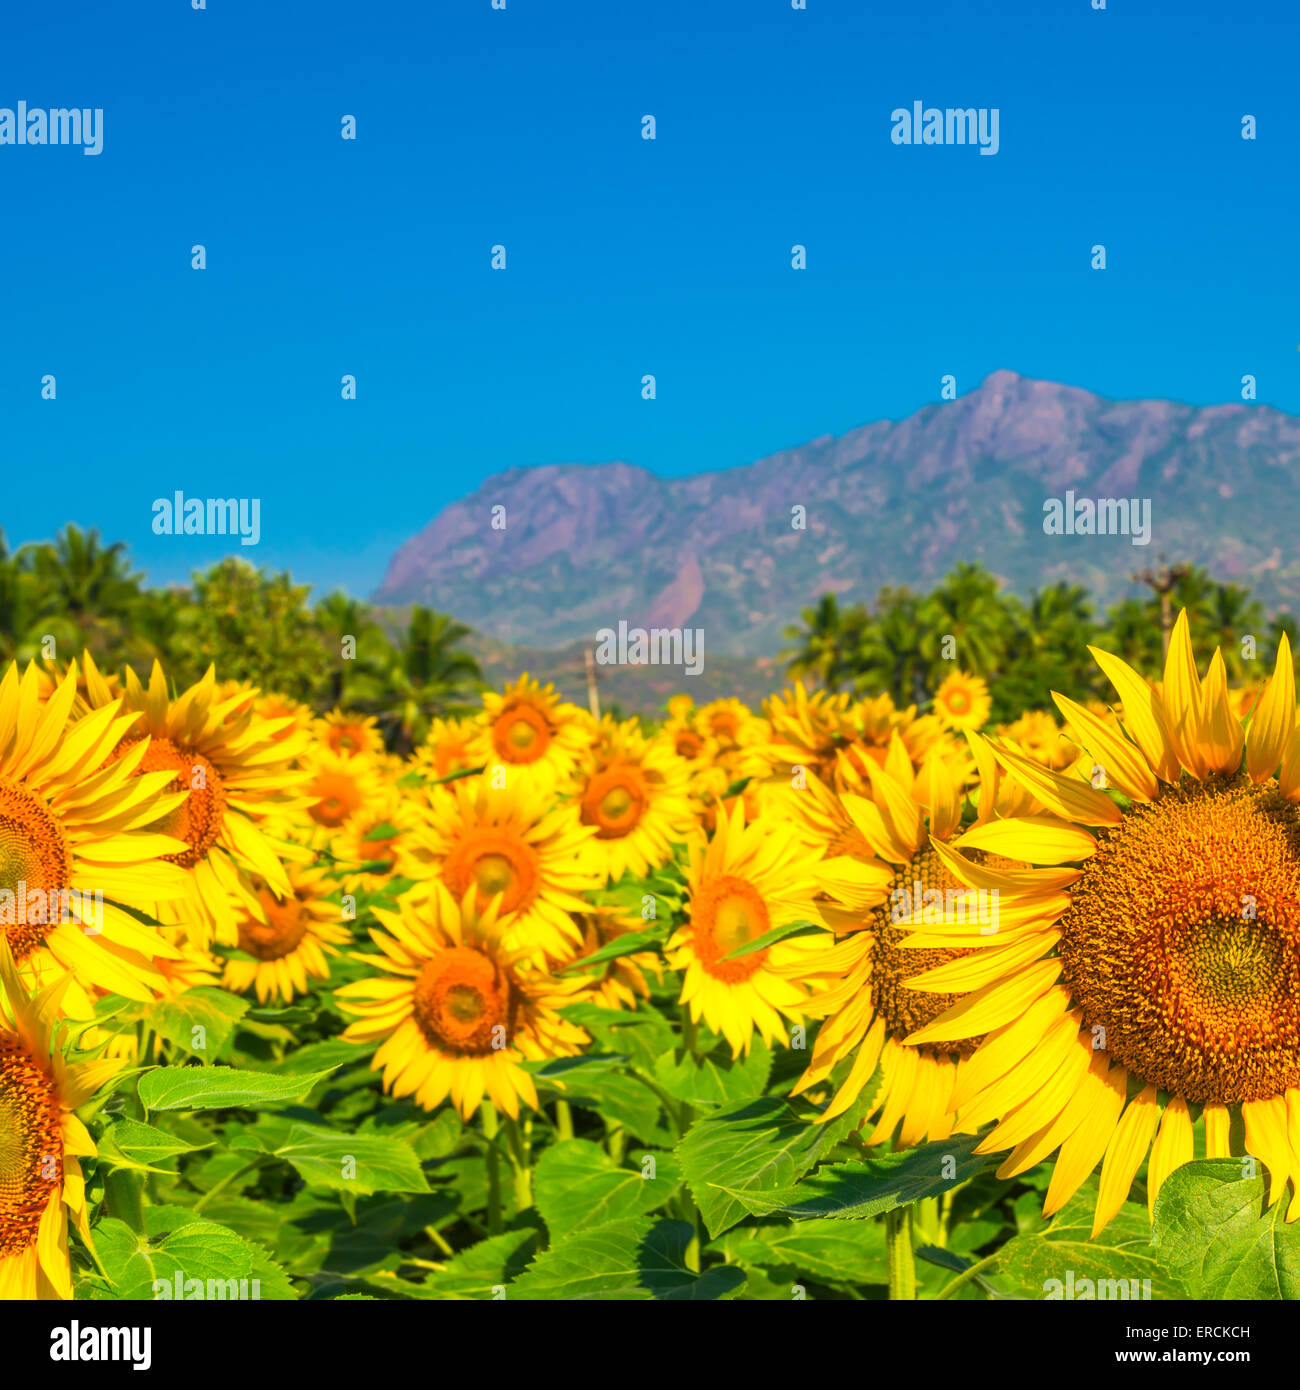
top-left (377, 370), bottom-right (1300, 658)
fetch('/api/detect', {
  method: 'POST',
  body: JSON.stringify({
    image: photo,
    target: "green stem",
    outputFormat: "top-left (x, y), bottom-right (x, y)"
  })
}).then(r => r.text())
top-left (103, 1166), bottom-right (146, 1234)
top-left (193, 1156), bottom-right (266, 1213)
top-left (554, 1099), bottom-right (574, 1142)
top-left (886, 1205), bottom-right (917, 1300)
top-left (504, 1115), bottom-right (533, 1212)
top-left (605, 1121), bottom-right (626, 1165)
top-left (935, 1251), bottom-right (1001, 1301)
top-left (481, 1101), bottom-right (503, 1235)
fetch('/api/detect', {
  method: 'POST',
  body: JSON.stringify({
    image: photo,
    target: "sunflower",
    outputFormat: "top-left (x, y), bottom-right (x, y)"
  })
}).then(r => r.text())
top-left (764, 682), bottom-right (858, 784)
top-left (319, 709), bottom-right (384, 760)
top-left (413, 716), bottom-right (480, 781)
top-left (329, 787), bottom-right (421, 895)
top-left (222, 860), bottom-right (350, 1004)
top-left (337, 883), bottom-right (590, 1119)
top-left (303, 747), bottom-right (386, 833)
top-left (404, 773), bottom-right (602, 964)
top-left (908, 613), bottom-right (1300, 1234)
top-left (468, 675), bottom-right (594, 791)
top-left (567, 904), bottom-right (662, 1011)
top-left (80, 656), bottom-right (311, 952)
top-left (571, 718), bottom-right (697, 883)
top-left (0, 939), bottom-right (118, 1299)
top-left (252, 691), bottom-right (316, 744)
top-left (791, 742), bottom-right (1066, 1143)
top-left (996, 709), bottom-right (1074, 770)
top-left (932, 670), bottom-right (991, 731)
top-left (667, 801), bottom-right (833, 1057)
top-left (0, 660), bottom-right (194, 1002)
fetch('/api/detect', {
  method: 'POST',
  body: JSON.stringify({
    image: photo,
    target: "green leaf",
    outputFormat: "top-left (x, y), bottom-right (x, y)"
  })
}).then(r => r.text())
top-left (534, 1140), bottom-right (683, 1240)
top-left (93, 1214), bottom-right (297, 1301)
top-left (405, 1228), bottom-right (541, 1300)
top-left (734, 1134), bottom-right (987, 1221)
top-left (509, 1218), bottom-right (744, 1300)
top-left (147, 987), bottom-right (250, 1059)
top-left (1151, 1159), bottom-right (1299, 1299)
top-left (719, 1217), bottom-right (889, 1285)
top-left (654, 1038), bottom-right (771, 1107)
top-left (556, 924), bottom-right (667, 973)
top-left (273, 1123), bottom-right (431, 1195)
top-left (139, 1064), bottom-right (338, 1111)
top-left (533, 1057), bottom-right (666, 1140)
top-left (720, 919), bottom-right (823, 962)
top-left (990, 1185), bottom-right (1184, 1301)
top-left (99, 1119), bottom-right (212, 1169)
top-left (675, 1096), bottom-right (851, 1237)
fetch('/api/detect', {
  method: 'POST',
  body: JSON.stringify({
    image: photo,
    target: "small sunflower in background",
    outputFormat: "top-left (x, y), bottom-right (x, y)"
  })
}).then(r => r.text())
top-left (319, 708), bottom-right (384, 759)
top-left (0, 940), bottom-right (120, 1299)
top-left (250, 690), bottom-right (316, 744)
top-left (571, 716), bottom-right (697, 884)
top-left (996, 708), bottom-right (1075, 770)
top-left (931, 670), bottom-right (992, 731)
top-left (566, 904), bottom-right (662, 1011)
top-left (81, 654), bottom-right (311, 951)
top-left (303, 745), bottom-right (385, 833)
top-left (468, 674), bottom-right (594, 792)
top-left (791, 737), bottom-right (1065, 1143)
top-left (337, 883), bottom-right (590, 1119)
top-left (406, 773), bottom-right (602, 963)
top-left (662, 695), bottom-right (714, 767)
top-left (0, 659), bottom-right (192, 1003)
top-left (668, 800), bottom-right (832, 1057)
top-left (414, 715), bottom-right (480, 781)
top-left (329, 786), bottom-right (420, 895)
top-left (913, 615), bottom-right (1300, 1234)
top-left (223, 860), bottom-right (350, 1004)
top-left (764, 680), bottom-right (857, 783)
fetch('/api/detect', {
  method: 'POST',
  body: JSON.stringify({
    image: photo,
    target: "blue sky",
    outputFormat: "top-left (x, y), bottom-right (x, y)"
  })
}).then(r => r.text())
top-left (3, 0), bottom-right (1297, 597)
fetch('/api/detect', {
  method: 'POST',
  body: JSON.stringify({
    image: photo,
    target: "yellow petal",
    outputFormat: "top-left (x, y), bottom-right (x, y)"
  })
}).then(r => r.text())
top-left (989, 739), bottom-right (1122, 827)
top-left (1092, 1084), bottom-right (1160, 1236)
top-left (1147, 1095), bottom-right (1194, 1219)
top-left (1247, 632), bottom-right (1296, 783)
top-left (1088, 644), bottom-right (1181, 782)
top-left (1051, 691), bottom-right (1159, 801)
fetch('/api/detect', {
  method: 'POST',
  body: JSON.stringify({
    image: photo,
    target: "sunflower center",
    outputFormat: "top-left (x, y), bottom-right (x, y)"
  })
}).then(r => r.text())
top-left (871, 848), bottom-right (987, 1058)
top-left (119, 737), bottom-right (227, 869)
top-left (237, 889), bottom-right (311, 961)
top-left (309, 770), bottom-right (364, 828)
top-left (412, 946), bottom-right (516, 1055)
top-left (442, 831), bottom-right (538, 915)
top-left (1059, 776), bottom-right (1300, 1105)
top-left (0, 778), bottom-right (73, 962)
top-left (492, 705), bottom-right (552, 765)
top-left (581, 767), bottom-right (648, 839)
top-left (674, 730), bottom-right (703, 759)
top-left (0, 1034), bottom-right (63, 1258)
top-left (691, 876), bottom-right (771, 983)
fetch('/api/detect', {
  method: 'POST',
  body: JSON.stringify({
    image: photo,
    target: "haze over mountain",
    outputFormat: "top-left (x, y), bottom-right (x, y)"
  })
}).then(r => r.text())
top-left (376, 371), bottom-right (1300, 656)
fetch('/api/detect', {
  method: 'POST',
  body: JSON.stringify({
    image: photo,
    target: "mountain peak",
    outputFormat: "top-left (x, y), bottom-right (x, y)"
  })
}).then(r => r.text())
top-left (375, 379), bottom-right (1300, 652)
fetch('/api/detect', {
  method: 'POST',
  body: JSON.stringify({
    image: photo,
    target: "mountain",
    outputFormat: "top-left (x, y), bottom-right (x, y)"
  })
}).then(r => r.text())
top-left (375, 371), bottom-right (1300, 656)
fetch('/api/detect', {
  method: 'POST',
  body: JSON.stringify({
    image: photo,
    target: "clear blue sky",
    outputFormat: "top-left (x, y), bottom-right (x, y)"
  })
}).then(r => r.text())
top-left (3, 0), bottom-right (1297, 597)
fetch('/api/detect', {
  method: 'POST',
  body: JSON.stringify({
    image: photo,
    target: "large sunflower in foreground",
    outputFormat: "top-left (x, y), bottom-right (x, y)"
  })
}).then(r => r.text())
top-left (337, 883), bottom-right (590, 1118)
top-left (0, 940), bottom-right (118, 1299)
top-left (571, 717), bottom-right (697, 883)
top-left (1, 660), bottom-right (192, 1002)
top-left (910, 614), bottom-right (1300, 1234)
top-left (405, 774), bottom-right (602, 964)
top-left (790, 742), bottom-right (1068, 1143)
top-left (81, 656), bottom-right (311, 951)
top-left (468, 675), bottom-right (594, 792)
top-left (667, 801), bottom-right (833, 1057)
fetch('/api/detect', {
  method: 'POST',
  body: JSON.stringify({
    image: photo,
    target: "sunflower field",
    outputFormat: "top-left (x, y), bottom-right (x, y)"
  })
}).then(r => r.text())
top-left (3, 621), bottom-right (1300, 1308)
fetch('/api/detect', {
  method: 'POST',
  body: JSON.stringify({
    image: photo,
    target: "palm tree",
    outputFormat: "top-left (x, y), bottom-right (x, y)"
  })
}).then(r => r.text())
top-left (781, 593), bottom-right (846, 690)
top-left (353, 607), bottom-right (483, 751)
top-left (917, 563), bottom-right (1011, 681)
top-left (27, 525), bottom-right (144, 659)
top-left (1204, 582), bottom-right (1264, 679)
